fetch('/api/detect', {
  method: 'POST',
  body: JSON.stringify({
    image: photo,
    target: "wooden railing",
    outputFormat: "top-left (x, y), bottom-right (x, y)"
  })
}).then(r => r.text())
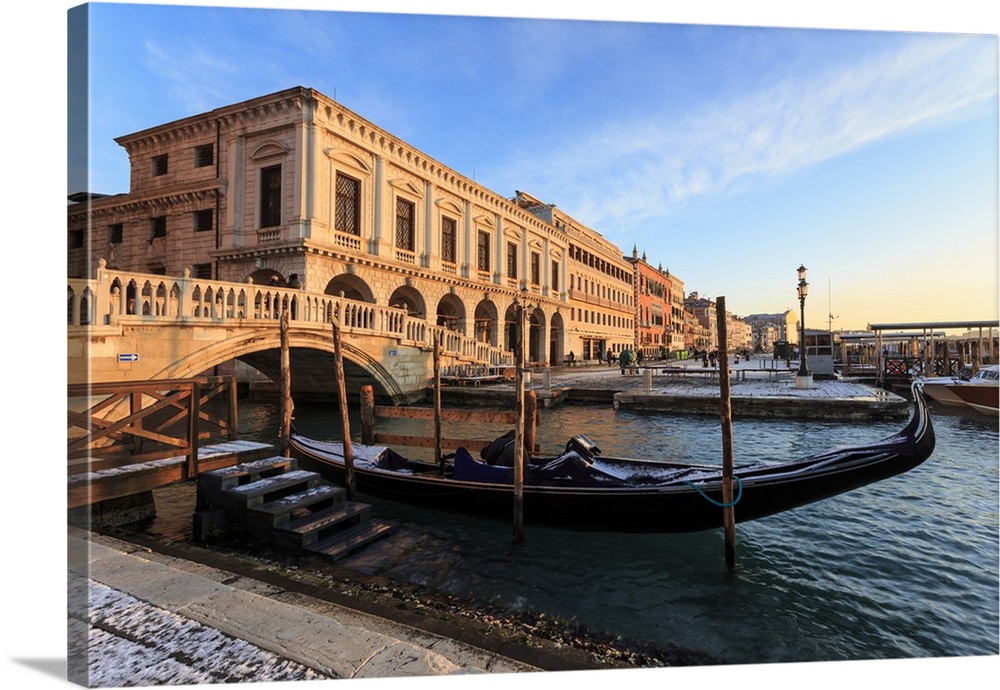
top-left (68, 376), bottom-right (237, 478)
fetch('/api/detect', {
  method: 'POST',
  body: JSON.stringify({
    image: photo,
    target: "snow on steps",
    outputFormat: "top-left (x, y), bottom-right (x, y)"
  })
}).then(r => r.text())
top-left (194, 456), bottom-right (395, 560)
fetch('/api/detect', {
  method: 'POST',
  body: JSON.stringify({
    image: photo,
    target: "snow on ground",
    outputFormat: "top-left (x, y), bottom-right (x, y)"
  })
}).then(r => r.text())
top-left (71, 573), bottom-right (329, 686)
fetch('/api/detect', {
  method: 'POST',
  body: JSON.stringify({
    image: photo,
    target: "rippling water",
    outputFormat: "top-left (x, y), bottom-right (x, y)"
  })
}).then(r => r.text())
top-left (238, 397), bottom-right (998, 665)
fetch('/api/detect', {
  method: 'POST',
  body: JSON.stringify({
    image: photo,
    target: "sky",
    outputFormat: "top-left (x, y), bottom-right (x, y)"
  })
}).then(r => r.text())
top-left (4, 3), bottom-right (1000, 689)
top-left (62, 1), bottom-right (999, 333)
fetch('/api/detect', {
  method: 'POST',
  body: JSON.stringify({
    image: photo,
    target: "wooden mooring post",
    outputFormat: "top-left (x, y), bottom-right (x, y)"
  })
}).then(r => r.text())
top-left (513, 298), bottom-right (526, 544)
top-left (332, 320), bottom-right (357, 501)
top-left (716, 296), bottom-right (737, 570)
top-left (279, 310), bottom-right (292, 457)
top-left (433, 335), bottom-right (444, 474)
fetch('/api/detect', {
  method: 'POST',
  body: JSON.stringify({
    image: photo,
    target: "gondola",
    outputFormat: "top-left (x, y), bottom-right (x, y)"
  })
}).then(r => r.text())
top-left (288, 383), bottom-right (935, 533)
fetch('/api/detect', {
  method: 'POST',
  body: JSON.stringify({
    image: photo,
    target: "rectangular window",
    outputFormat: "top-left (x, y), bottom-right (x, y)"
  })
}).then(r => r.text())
top-left (192, 262), bottom-right (213, 279)
top-left (441, 216), bottom-right (456, 263)
top-left (477, 231), bottom-right (490, 272)
top-left (193, 209), bottom-right (213, 232)
top-left (551, 260), bottom-right (559, 291)
top-left (152, 154), bottom-right (168, 176)
top-left (530, 251), bottom-right (540, 286)
top-left (395, 198), bottom-right (415, 251)
top-left (194, 144), bottom-right (214, 168)
top-left (69, 228), bottom-right (85, 249)
top-left (335, 173), bottom-right (362, 235)
top-left (506, 242), bottom-right (518, 279)
top-left (150, 216), bottom-right (167, 239)
top-left (259, 165), bottom-right (282, 228)
top-left (108, 223), bottom-right (123, 244)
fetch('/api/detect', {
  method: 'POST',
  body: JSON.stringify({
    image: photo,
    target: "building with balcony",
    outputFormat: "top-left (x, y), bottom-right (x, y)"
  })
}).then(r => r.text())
top-left (67, 86), bottom-right (657, 368)
top-left (626, 247), bottom-right (674, 360)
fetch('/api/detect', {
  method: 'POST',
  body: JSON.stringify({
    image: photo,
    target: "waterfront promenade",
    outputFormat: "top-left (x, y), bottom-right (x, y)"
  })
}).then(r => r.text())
top-left (448, 356), bottom-right (911, 420)
top-left (69, 528), bottom-right (538, 685)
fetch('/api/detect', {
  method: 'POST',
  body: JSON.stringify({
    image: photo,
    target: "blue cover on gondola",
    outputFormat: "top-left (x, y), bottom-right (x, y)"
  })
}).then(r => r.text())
top-left (454, 446), bottom-right (515, 484)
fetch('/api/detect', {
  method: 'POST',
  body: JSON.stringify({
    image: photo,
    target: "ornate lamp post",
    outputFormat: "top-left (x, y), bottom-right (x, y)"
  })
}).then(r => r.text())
top-left (795, 264), bottom-right (813, 389)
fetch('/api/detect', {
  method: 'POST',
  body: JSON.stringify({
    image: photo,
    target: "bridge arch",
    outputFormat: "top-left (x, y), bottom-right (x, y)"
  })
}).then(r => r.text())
top-left (151, 327), bottom-right (408, 403)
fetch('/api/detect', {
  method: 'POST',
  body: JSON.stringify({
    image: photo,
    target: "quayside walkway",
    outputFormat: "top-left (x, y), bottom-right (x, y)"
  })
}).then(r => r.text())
top-left (69, 528), bottom-right (536, 685)
top-left (441, 358), bottom-right (912, 421)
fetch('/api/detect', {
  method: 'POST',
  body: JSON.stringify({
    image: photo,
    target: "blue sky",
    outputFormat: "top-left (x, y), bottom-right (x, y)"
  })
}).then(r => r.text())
top-left (65, 2), bottom-right (998, 331)
top-left (1, 4), bottom-right (995, 690)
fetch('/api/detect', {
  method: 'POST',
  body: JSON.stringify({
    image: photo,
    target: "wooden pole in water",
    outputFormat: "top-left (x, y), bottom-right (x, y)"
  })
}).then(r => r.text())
top-left (525, 389), bottom-right (537, 456)
top-left (716, 296), bottom-right (736, 570)
top-left (359, 384), bottom-right (375, 445)
top-left (332, 320), bottom-right (356, 501)
top-left (513, 297), bottom-right (526, 543)
top-left (279, 309), bottom-right (293, 457)
top-left (433, 334), bottom-right (444, 474)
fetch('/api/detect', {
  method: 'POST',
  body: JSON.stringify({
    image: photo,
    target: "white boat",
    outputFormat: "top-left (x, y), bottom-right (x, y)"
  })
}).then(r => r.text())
top-left (920, 364), bottom-right (998, 407)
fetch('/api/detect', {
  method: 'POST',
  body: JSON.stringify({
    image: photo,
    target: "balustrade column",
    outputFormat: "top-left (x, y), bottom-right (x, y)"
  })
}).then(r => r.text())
top-left (90, 260), bottom-right (107, 326)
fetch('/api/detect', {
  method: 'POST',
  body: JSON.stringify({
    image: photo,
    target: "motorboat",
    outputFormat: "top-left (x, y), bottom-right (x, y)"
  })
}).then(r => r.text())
top-left (920, 364), bottom-right (997, 407)
top-left (946, 380), bottom-right (999, 415)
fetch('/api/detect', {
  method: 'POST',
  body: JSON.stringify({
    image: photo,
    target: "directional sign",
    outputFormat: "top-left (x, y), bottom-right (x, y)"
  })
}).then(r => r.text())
top-left (118, 353), bottom-right (140, 363)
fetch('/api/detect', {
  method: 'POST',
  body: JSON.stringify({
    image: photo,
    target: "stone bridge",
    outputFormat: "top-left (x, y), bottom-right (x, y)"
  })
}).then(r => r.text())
top-left (68, 261), bottom-right (515, 404)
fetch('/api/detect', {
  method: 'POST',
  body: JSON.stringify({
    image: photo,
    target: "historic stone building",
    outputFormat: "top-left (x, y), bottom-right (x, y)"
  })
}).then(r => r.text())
top-left (744, 310), bottom-right (797, 353)
top-left (67, 86), bottom-right (654, 366)
top-left (627, 246), bottom-right (674, 360)
top-left (684, 292), bottom-right (753, 354)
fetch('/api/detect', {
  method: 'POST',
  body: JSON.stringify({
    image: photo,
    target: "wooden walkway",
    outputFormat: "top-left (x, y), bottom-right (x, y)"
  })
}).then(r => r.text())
top-left (69, 439), bottom-right (275, 509)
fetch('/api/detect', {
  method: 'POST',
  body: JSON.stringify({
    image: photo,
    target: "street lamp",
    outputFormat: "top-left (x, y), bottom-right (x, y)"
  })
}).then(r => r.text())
top-left (796, 264), bottom-right (813, 388)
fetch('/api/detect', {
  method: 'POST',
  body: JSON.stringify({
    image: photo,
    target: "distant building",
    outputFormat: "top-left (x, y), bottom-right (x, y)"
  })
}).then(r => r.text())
top-left (626, 247), bottom-right (674, 360)
top-left (745, 310), bottom-right (798, 353)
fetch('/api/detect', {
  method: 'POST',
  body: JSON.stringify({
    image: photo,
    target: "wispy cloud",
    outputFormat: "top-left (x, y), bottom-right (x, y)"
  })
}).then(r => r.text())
top-left (508, 34), bottom-right (997, 235)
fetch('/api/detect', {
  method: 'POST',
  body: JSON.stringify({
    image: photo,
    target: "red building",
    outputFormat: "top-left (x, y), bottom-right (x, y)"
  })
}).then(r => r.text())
top-left (627, 247), bottom-right (674, 360)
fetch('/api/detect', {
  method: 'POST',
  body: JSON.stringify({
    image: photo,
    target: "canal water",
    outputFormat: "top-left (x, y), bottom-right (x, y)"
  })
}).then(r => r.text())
top-left (235, 396), bottom-right (998, 666)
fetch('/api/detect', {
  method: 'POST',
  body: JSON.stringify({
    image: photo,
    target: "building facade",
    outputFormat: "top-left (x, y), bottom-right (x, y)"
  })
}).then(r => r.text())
top-left (67, 86), bottom-right (648, 367)
top-left (627, 247), bottom-right (674, 360)
top-left (745, 310), bottom-right (797, 353)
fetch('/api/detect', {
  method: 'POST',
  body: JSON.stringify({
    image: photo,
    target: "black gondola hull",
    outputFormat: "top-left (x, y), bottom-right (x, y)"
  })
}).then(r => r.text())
top-left (290, 385), bottom-right (935, 533)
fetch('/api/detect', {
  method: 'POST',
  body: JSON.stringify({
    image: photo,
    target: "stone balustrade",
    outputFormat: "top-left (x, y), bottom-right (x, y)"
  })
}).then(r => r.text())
top-left (68, 259), bottom-right (514, 369)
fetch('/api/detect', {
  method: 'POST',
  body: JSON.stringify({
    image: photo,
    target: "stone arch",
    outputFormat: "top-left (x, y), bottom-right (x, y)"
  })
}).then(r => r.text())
top-left (503, 302), bottom-right (519, 353)
top-left (249, 268), bottom-right (286, 287)
top-left (436, 293), bottom-right (466, 334)
top-left (155, 327), bottom-right (408, 404)
top-left (474, 299), bottom-right (499, 347)
top-left (549, 311), bottom-right (565, 364)
top-left (387, 284), bottom-right (426, 318)
top-left (324, 273), bottom-right (375, 303)
top-left (528, 307), bottom-right (547, 364)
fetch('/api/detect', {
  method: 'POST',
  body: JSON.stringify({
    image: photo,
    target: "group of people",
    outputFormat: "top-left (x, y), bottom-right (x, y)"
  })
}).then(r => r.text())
top-left (699, 349), bottom-right (754, 368)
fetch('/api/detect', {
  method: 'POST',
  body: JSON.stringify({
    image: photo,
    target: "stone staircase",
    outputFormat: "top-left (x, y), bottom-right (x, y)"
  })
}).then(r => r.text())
top-left (193, 456), bottom-right (396, 560)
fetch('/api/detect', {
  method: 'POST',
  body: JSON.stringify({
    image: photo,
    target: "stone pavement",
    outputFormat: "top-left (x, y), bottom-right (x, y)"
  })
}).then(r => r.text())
top-left (68, 528), bottom-right (537, 686)
top-left (461, 358), bottom-right (912, 420)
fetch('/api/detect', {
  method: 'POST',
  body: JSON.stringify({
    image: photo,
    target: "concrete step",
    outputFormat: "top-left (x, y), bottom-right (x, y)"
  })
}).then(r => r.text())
top-left (222, 469), bottom-right (321, 509)
top-left (197, 456), bottom-right (296, 497)
top-left (306, 519), bottom-right (397, 561)
top-left (250, 483), bottom-right (347, 528)
top-left (274, 502), bottom-right (372, 548)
